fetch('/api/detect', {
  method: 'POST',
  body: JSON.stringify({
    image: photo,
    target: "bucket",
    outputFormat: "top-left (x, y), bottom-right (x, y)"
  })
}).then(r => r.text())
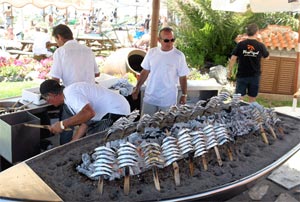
top-left (102, 48), bottom-right (146, 76)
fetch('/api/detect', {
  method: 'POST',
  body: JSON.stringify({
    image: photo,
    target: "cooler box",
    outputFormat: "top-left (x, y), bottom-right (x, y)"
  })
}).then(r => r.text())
top-left (0, 111), bottom-right (40, 163)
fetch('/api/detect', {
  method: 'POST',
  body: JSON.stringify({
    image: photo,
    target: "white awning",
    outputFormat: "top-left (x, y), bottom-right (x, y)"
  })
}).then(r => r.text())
top-left (0, 0), bottom-right (92, 10)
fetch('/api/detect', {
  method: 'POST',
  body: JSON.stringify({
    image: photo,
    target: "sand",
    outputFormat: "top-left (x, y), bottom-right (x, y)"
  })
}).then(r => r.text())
top-left (26, 113), bottom-right (300, 202)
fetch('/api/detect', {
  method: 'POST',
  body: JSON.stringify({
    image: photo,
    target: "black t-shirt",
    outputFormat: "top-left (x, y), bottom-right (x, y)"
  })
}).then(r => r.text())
top-left (232, 39), bottom-right (269, 77)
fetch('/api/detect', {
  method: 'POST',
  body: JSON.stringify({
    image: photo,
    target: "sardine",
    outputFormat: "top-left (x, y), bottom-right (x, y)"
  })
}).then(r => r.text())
top-left (91, 170), bottom-right (112, 177)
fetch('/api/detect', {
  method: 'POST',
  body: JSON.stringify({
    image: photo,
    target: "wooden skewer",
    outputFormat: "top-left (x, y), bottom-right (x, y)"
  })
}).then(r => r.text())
top-left (13, 101), bottom-right (33, 111)
top-left (213, 146), bottom-right (223, 166)
top-left (226, 144), bottom-right (233, 161)
top-left (152, 167), bottom-right (160, 191)
top-left (11, 100), bottom-right (20, 108)
top-left (188, 152), bottom-right (194, 176)
top-left (277, 126), bottom-right (285, 137)
top-left (98, 176), bottom-right (104, 194)
top-left (124, 166), bottom-right (130, 195)
top-left (260, 125), bottom-right (269, 144)
top-left (172, 161), bottom-right (180, 186)
top-left (202, 155), bottom-right (208, 171)
top-left (164, 128), bottom-right (181, 185)
top-left (24, 123), bottom-right (50, 130)
top-left (24, 123), bottom-right (72, 131)
top-left (267, 124), bottom-right (277, 139)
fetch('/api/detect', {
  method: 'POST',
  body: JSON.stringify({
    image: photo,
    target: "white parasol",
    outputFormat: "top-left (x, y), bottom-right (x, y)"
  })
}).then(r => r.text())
top-left (211, 0), bottom-right (300, 92)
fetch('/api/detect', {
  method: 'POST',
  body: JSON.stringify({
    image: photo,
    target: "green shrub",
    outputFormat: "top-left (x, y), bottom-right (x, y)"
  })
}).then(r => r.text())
top-left (0, 65), bottom-right (22, 78)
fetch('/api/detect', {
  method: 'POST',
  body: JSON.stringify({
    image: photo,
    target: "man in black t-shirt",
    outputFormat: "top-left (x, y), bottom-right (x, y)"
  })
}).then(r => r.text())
top-left (228, 23), bottom-right (269, 102)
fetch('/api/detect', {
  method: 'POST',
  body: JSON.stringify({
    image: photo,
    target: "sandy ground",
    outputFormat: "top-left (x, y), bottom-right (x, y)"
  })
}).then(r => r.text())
top-left (25, 113), bottom-right (300, 202)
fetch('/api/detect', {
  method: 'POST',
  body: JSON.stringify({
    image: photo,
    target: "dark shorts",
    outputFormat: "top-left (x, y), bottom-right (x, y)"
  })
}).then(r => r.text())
top-left (235, 76), bottom-right (260, 97)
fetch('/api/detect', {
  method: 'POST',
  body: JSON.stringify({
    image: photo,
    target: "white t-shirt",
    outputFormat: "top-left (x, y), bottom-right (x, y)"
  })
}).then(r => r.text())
top-left (49, 40), bottom-right (99, 86)
top-left (141, 47), bottom-right (190, 107)
top-left (63, 82), bottom-right (131, 121)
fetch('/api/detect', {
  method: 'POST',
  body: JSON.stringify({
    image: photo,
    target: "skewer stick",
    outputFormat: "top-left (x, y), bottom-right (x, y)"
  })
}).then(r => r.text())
top-left (260, 125), bottom-right (269, 144)
top-left (226, 145), bottom-right (233, 161)
top-left (152, 167), bottom-right (160, 191)
top-left (164, 128), bottom-right (181, 183)
top-left (267, 124), bottom-right (277, 139)
top-left (11, 100), bottom-right (20, 108)
top-left (98, 176), bottom-right (104, 194)
top-left (24, 123), bottom-right (72, 131)
top-left (188, 152), bottom-right (194, 176)
top-left (24, 123), bottom-right (50, 130)
top-left (202, 155), bottom-right (208, 171)
top-left (277, 127), bottom-right (285, 137)
top-left (213, 146), bottom-right (223, 166)
top-left (124, 166), bottom-right (130, 195)
top-left (172, 161), bottom-right (180, 186)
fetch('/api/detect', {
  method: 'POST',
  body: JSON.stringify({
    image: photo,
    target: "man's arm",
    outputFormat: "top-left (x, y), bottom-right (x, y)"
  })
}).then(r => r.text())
top-left (132, 69), bottom-right (150, 100)
top-left (228, 55), bottom-right (237, 78)
top-left (62, 104), bottom-right (95, 128)
top-left (50, 104), bottom-right (95, 134)
top-left (71, 123), bottom-right (88, 142)
top-left (179, 76), bottom-right (188, 104)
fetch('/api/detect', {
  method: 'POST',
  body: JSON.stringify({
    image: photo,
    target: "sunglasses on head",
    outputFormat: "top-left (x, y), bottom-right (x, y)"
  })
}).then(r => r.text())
top-left (162, 38), bottom-right (175, 43)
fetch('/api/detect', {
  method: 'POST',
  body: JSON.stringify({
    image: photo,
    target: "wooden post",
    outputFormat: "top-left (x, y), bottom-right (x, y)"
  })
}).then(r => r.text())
top-left (150, 0), bottom-right (160, 48)
top-left (294, 15), bottom-right (300, 92)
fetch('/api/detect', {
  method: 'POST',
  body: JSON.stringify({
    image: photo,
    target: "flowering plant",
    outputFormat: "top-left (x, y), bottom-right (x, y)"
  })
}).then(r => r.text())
top-left (0, 56), bottom-right (52, 81)
top-left (37, 57), bottom-right (53, 79)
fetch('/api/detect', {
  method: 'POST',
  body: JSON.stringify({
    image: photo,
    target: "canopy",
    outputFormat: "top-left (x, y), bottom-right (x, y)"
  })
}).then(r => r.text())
top-left (0, 0), bottom-right (92, 10)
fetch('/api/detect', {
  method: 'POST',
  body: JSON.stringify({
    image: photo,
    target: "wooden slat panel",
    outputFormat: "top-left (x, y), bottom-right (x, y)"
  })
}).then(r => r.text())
top-left (259, 56), bottom-right (296, 95)
top-left (260, 57), bottom-right (279, 93)
top-left (277, 59), bottom-right (296, 94)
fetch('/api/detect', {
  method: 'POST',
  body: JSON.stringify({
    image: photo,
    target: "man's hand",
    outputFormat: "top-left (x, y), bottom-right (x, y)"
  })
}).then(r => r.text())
top-left (49, 121), bottom-right (63, 134)
top-left (132, 87), bottom-right (139, 100)
top-left (179, 95), bottom-right (187, 105)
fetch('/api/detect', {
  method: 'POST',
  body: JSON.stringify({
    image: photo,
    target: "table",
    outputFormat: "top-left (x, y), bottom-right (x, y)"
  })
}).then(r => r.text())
top-left (7, 40), bottom-right (34, 59)
top-left (19, 40), bottom-right (34, 52)
top-left (76, 35), bottom-right (120, 54)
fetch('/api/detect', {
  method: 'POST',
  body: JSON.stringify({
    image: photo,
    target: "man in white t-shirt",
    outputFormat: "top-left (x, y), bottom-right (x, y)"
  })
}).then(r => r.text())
top-left (132, 27), bottom-right (190, 116)
top-left (32, 27), bottom-right (53, 60)
top-left (49, 24), bottom-right (100, 86)
top-left (40, 79), bottom-right (130, 144)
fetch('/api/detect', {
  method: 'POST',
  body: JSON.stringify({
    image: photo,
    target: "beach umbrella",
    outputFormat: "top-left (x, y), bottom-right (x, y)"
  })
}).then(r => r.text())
top-left (211, 0), bottom-right (300, 93)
